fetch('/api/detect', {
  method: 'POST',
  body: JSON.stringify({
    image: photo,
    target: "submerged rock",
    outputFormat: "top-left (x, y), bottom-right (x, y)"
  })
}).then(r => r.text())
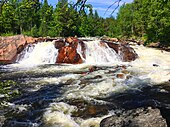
top-left (100, 107), bottom-right (167, 127)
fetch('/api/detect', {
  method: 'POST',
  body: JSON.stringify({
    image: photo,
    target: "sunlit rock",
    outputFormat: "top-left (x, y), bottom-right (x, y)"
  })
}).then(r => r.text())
top-left (56, 46), bottom-right (83, 64)
top-left (101, 41), bottom-right (138, 62)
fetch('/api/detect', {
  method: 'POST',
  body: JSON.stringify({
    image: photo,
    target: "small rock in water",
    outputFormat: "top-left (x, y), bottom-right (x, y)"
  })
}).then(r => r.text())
top-left (153, 64), bottom-right (159, 67)
top-left (116, 73), bottom-right (125, 79)
top-left (89, 66), bottom-right (98, 72)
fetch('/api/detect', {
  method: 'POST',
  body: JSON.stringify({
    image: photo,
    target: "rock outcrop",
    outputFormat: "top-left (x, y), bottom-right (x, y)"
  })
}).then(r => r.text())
top-left (101, 41), bottom-right (138, 62)
top-left (0, 35), bottom-right (138, 64)
top-left (0, 35), bottom-right (59, 64)
top-left (56, 37), bottom-right (85, 64)
top-left (56, 46), bottom-right (83, 64)
top-left (0, 35), bottom-right (28, 63)
top-left (100, 107), bottom-right (167, 127)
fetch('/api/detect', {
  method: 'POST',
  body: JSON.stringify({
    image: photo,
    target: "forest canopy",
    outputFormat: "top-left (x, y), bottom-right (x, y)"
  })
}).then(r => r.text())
top-left (0, 0), bottom-right (170, 46)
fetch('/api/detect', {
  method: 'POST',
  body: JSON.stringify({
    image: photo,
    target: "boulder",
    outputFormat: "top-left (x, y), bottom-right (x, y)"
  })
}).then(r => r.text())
top-left (100, 107), bottom-right (167, 127)
top-left (55, 37), bottom-right (86, 64)
top-left (101, 36), bottom-right (119, 42)
top-left (56, 46), bottom-right (83, 64)
top-left (119, 44), bottom-right (138, 62)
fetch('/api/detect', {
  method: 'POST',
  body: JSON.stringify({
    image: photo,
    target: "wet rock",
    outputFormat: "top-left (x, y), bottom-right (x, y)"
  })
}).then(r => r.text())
top-left (17, 44), bottom-right (25, 54)
top-left (56, 46), bottom-right (83, 64)
top-left (89, 66), bottom-right (98, 72)
top-left (153, 64), bottom-right (159, 67)
top-left (54, 39), bottom-right (65, 49)
top-left (116, 73), bottom-right (125, 79)
top-left (102, 41), bottom-right (138, 62)
top-left (100, 107), bottom-right (167, 127)
top-left (119, 44), bottom-right (138, 62)
top-left (65, 37), bottom-right (79, 47)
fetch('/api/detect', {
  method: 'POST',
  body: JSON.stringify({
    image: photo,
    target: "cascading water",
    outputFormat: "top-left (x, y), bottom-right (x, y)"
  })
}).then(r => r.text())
top-left (16, 40), bottom-right (121, 66)
top-left (80, 40), bottom-right (121, 64)
top-left (0, 39), bottom-right (170, 127)
top-left (16, 41), bottom-right (58, 66)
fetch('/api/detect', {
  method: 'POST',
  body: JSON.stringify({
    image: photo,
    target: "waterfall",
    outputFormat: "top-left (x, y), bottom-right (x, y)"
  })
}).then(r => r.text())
top-left (16, 40), bottom-right (121, 66)
top-left (78, 40), bottom-right (121, 64)
top-left (16, 41), bottom-right (58, 65)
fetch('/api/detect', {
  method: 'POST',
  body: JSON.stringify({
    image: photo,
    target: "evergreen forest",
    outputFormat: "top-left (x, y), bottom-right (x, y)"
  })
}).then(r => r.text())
top-left (0, 0), bottom-right (170, 46)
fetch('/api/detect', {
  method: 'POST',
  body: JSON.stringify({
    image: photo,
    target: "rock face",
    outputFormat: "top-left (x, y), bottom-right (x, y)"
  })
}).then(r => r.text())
top-left (56, 37), bottom-right (84, 64)
top-left (100, 107), bottom-right (167, 127)
top-left (0, 35), bottom-right (58, 64)
top-left (0, 35), bottom-right (27, 63)
top-left (56, 46), bottom-right (83, 64)
top-left (101, 41), bottom-right (138, 62)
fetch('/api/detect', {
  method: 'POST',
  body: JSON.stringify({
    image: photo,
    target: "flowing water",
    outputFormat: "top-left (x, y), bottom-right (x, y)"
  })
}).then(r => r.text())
top-left (0, 39), bottom-right (170, 127)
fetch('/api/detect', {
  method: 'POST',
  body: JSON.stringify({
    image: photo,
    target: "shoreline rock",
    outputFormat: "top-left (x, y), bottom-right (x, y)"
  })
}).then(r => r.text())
top-left (100, 107), bottom-right (167, 127)
top-left (0, 35), bottom-right (59, 64)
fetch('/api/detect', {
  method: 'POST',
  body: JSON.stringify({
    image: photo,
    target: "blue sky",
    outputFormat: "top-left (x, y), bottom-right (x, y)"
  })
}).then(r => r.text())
top-left (48, 0), bottom-right (133, 18)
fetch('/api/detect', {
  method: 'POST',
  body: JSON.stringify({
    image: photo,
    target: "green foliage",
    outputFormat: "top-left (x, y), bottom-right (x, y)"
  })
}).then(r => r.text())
top-left (116, 0), bottom-right (170, 46)
top-left (1, 0), bottom-right (169, 46)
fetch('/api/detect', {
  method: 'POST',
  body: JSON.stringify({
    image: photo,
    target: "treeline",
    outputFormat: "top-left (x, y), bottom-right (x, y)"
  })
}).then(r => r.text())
top-left (117, 0), bottom-right (170, 46)
top-left (0, 0), bottom-right (170, 46)
top-left (0, 0), bottom-right (117, 37)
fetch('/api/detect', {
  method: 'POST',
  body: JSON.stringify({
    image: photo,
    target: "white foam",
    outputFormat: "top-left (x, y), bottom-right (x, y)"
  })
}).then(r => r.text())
top-left (129, 45), bottom-right (170, 84)
top-left (16, 41), bottom-right (58, 67)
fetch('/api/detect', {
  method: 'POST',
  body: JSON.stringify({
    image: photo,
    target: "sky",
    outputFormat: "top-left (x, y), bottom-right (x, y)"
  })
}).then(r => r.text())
top-left (48, 0), bottom-right (134, 18)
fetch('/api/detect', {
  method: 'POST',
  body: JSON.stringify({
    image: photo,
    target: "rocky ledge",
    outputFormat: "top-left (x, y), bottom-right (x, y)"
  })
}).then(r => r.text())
top-left (0, 35), bottom-right (138, 64)
top-left (100, 107), bottom-right (167, 127)
top-left (0, 35), bottom-right (58, 64)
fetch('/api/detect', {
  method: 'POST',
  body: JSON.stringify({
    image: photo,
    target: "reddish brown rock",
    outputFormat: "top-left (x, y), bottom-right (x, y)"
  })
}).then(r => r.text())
top-left (109, 38), bottom-right (119, 42)
top-left (101, 41), bottom-right (138, 62)
top-left (119, 44), bottom-right (138, 62)
top-left (89, 66), bottom-right (97, 72)
top-left (65, 37), bottom-right (79, 47)
top-left (116, 73), bottom-right (125, 79)
top-left (56, 46), bottom-right (83, 64)
top-left (25, 36), bottom-right (38, 44)
top-left (54, 39), bottom-right (66, 49)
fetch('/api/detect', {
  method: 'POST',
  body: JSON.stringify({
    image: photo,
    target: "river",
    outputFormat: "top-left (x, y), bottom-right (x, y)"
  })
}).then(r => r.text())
top-left (0, 39), bottom-right (170, 127)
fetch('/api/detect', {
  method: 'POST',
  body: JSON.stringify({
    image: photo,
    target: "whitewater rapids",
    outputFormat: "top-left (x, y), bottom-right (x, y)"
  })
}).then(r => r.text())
top-left (1, 39), bottom-right (170, 127)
